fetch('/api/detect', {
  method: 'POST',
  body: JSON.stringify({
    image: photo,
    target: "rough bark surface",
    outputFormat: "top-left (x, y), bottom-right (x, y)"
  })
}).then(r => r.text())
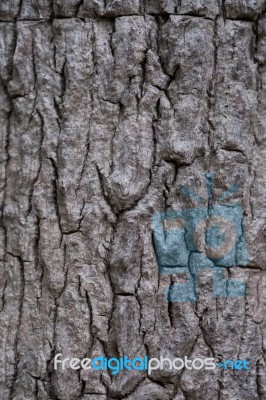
top-left (0, 1), bottom-right (266, 399)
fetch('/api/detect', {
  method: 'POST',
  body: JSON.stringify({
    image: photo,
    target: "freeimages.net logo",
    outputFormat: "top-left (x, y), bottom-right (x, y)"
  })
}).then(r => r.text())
top-left (152, 173), bottom-right (248, 302)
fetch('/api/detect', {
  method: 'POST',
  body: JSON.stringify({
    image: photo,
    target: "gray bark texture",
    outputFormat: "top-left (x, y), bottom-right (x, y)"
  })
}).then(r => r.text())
top-left (1, 0), bottom-right (266, 399)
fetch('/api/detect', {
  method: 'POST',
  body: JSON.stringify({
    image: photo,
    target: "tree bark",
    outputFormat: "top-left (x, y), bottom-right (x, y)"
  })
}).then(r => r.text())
top-left (0, 1), bottom-right (266, 399)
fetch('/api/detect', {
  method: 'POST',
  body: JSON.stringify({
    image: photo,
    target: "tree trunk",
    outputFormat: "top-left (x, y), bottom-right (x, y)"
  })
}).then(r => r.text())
top-left (1, 1), bottom-right (266, 399)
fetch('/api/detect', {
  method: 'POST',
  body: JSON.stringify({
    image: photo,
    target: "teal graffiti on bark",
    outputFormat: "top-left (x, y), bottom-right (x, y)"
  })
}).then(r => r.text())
top-left (152, 174), bottom-right (248, 302)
